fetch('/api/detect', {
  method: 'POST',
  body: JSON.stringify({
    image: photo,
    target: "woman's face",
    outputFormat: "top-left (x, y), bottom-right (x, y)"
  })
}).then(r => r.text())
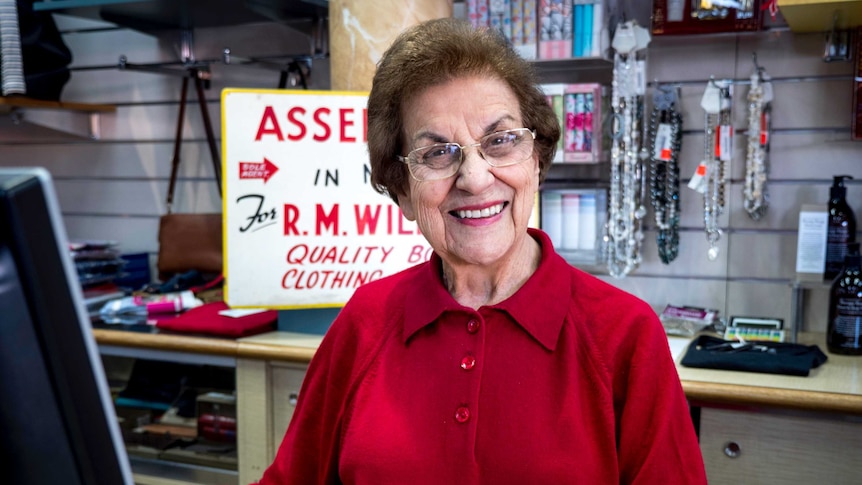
top-left (397, 75), bottom-right (540, 269)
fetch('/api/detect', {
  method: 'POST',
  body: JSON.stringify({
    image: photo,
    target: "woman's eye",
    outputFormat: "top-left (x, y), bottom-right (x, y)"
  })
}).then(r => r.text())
top-left (419, 145), bottom-right (456, 167)
top-left (425, 148), bottom-right (450, 160)
top-left (487, 133), bottom-right (514, 147)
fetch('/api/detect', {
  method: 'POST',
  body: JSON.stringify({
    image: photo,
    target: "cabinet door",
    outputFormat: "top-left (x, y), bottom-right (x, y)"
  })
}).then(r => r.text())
top-left (700, 406), bottom-right (862, 484)
top-left (237, 359), bottom-right (308, 485)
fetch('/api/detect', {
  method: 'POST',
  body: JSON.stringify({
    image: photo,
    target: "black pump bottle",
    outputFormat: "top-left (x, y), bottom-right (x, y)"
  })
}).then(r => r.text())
top-left (824, 175), bottom-right (857, 281)
top-left (827, 242), bottom-right (862, 355)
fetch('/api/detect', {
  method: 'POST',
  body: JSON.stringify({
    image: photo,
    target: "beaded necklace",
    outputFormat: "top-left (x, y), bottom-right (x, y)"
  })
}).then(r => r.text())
top-left (743, 66), bottom-right (772, 220)
top-left (648, 85), bottom-right (682, 264)
top-left (605, 21), bottom-right (649, 278)
top-left (700, 80), bottom-right (732, 261)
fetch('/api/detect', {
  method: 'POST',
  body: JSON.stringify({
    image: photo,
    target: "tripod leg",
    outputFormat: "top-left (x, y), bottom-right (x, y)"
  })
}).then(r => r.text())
top-left (193, 70), bottom-right (222, 196)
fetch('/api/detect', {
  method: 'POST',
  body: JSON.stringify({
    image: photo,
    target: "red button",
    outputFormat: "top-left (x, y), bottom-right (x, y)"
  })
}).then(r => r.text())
top-left (455, 406), bottom-right (470, 423)
top-left (466, 319), bottom-right (480, 333)
top-left (460, 355), bottom-right (476, 370)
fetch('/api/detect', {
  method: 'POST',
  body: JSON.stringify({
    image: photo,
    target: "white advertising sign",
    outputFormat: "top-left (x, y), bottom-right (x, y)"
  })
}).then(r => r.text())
top-left (222, 89), bottom-right (431, 309)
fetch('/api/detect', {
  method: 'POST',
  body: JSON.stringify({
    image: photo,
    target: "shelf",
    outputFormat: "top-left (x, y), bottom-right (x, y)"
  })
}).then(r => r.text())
top-left (532, 57), bottom-right (613, 84)
top-left (129, 454), bottom-right (237, 485)
top-left (0, 96), bottom-right (115, 113)
top-left (34, 0), bottom-right (328, 31)
top-left (0, 96), bottom-right (116, 140)
top-left (777, 0), bottom-right (862, 32)
top-left (543, 162), bottom-right (610, 186)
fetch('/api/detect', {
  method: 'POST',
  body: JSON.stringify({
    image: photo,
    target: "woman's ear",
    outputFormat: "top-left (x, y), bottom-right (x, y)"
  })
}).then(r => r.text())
top-left (397, 192), bottom-right (416, 221)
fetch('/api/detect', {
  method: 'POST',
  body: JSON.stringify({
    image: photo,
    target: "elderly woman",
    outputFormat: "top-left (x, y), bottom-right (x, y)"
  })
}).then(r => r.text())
top-left (256, 18), bottom-right (706, 485)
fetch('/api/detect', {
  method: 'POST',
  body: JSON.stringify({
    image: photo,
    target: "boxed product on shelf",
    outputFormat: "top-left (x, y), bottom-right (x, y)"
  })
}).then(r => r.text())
top-left (541, 82), bottom-right (603, 163)
top-left (539, 0), bottom-right (573, 59)
top-left (468, 0), bottom-right (539, 59)
top-left (197, 392), bottom-right (237, 444)
top-left (468, 1), bottom-right (607, 60)
top-left (540, 187), bottom-right (606, 264)
top-left (651, 0), bottom-right (764, 35)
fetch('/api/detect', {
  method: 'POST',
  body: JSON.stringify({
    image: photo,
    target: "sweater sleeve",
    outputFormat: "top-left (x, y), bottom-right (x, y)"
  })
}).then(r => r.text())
top-left (610, 303), bottom-right (708, 484)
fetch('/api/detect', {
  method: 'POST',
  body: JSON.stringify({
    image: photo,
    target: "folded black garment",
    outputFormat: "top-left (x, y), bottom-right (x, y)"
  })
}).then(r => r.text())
top-left (680, 335), bottom-right (828, 377)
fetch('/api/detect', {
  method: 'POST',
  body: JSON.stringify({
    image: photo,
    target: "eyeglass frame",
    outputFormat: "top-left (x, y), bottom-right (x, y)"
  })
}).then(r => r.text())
top-left (397, 127), bottom-right (537, 182)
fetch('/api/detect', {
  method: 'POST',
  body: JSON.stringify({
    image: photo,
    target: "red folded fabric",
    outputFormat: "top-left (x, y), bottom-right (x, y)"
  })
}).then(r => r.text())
top-left (156, 301), bottom-right (276, 338)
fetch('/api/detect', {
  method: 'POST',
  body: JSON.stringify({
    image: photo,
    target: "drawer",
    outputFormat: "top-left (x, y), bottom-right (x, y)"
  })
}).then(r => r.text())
top-left (700, 406), bottom-right (862, 484)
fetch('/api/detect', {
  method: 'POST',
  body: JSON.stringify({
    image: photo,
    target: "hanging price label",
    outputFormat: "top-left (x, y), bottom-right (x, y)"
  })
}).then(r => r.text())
top-left (654, 123), bottom-right (673, 161)
top-left (718, 124), bottom-right (733, 162)
top-left (688, 162), bottom-right (708, 194)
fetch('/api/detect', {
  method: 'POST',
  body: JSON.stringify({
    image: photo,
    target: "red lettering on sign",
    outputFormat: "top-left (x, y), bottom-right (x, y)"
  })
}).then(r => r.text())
top-left (255, 106), bottom-right (284, 141)
top-left (312, 107), bottom-right (331, 142)
top-left (354, 205), bottom-right (381, 235)
top-left (253, 104), bottom-right (367, 143)
top-left (284, 204), bottom-right (300, 235)
top-left (315, 204), bottom-right (339, 235)
top-left (339, 108), bottom-right (355, 142)
top-left (287, 107), bottom-right (306, 141)
top-left (363, 108), bottom-right (368, 142)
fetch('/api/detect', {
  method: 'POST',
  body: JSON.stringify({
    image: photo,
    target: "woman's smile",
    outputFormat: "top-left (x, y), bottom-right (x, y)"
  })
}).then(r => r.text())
top-left (452, 201), bottom-right (507, 221)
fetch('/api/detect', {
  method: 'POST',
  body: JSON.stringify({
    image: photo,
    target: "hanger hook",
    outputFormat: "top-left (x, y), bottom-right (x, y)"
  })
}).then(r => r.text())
top-left (752, 52), bottom-right (764, 75)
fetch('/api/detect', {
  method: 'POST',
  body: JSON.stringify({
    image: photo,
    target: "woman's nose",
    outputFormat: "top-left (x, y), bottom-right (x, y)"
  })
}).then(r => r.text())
top-left (454, 145), bottom-right (495, 193)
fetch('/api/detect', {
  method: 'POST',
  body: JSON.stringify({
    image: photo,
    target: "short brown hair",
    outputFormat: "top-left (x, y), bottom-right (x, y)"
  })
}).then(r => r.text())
top-left (367, 17), bottom-right (560, 202)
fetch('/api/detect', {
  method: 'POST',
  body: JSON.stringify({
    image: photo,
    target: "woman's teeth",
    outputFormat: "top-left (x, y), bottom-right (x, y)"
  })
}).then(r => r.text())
top-left (456, 203), bottom-right (504, 219)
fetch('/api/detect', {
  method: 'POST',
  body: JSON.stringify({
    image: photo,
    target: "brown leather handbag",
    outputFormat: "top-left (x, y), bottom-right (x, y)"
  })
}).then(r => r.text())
top-left (156, 74), bottom-right (223, 280)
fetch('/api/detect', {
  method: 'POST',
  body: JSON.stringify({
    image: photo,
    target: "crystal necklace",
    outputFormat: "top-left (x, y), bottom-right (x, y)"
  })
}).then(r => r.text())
top-left (698, 80), bottom-right (732, 261)
top-left (743, 64), bottom-right (772, 220)
top-left (605, 21), bottom-right (650, 278)
top-left (648, 85), bottom-right (682, 264)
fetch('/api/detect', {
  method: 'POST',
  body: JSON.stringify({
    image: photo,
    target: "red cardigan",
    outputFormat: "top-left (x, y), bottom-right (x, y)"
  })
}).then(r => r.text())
top-left (257, 229), bottom-right (707, 484)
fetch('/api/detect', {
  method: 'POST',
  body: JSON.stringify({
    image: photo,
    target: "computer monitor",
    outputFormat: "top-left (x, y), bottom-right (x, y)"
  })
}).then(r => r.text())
top-left (0, 168), bottom-right (134, 485)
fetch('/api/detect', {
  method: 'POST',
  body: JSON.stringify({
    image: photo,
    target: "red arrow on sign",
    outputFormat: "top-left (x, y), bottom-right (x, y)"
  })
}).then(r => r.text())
top-left (239, 158), bottom-right (279, 183)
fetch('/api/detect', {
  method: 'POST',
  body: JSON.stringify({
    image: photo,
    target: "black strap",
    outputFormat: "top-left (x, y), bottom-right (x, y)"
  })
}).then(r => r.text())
top-left (165, 69), bottom-right (222, 214)
top-left (166, 76), bottom-right (189, 214)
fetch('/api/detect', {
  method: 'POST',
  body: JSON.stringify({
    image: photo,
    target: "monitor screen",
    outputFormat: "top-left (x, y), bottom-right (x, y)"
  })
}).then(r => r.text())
top-left (0, 167), bottom-right (134, 485)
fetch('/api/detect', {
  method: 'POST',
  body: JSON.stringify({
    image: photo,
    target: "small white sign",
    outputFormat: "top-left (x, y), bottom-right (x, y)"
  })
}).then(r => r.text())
top-left (222, 89), bottom-right (431, 309)
top-left (795, 205), bottom-right (828, 277)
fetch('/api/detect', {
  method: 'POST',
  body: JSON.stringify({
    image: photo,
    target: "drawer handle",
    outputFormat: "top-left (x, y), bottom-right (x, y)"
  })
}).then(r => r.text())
top-left (723, 441), bottom-right (741, 458)
top-left (289, 392), bottom-right (299, 406)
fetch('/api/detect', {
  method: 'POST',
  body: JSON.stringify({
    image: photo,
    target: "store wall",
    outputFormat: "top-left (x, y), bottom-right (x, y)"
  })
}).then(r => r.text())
top-left (1, 9), bottom-right (859, 333)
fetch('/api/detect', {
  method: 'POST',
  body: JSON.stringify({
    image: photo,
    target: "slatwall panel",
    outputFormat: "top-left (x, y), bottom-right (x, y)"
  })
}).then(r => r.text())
top-left (0, 12), bottom-right (329, 275)
top-left (615, 29), bottom-right (862, 332)
top-left (0, 9), bottom-right (859, 335)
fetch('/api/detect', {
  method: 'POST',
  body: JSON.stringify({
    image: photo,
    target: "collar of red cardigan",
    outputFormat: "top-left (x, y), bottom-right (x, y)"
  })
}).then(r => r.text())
top-left (401, 228), bottom-right (571, 352)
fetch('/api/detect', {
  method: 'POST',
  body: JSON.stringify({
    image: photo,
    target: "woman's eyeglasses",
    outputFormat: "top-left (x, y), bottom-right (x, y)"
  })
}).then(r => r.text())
top-left (398, 128), bottom-right (536, 181)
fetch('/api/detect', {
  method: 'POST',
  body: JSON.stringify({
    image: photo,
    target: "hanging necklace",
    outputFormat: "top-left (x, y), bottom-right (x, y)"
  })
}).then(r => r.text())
top-left (743, 61), bottom-right (772, 220)
top-left (605, 21), bottom-right (650, 278)
top-left (699, 79), bottom-right (732, 261)
top-left (648, 85), bottom-right (682, 264)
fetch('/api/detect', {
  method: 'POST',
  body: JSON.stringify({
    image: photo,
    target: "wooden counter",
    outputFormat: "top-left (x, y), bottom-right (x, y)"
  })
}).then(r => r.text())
top-left (93, 328), bottom-right (862, 415)
top-left (92, 328), bottom-right (319, 364)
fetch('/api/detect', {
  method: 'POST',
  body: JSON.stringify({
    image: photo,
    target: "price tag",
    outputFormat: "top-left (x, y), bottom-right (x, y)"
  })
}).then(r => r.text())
top-left (653, 123), bottom-right (673, 161)
top-left (718, 125), bottom-right (733, 162)
top-left (688, 162), bottom-right (708, 194)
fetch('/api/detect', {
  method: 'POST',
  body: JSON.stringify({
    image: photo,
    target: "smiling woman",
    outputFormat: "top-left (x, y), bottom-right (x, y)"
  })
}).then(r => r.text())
top-left (254, 17), bottom-right (707, 485)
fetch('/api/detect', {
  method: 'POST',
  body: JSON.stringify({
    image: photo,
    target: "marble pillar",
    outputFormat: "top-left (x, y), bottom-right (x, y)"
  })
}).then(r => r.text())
top-left (329, 0), bottom-right (453, 92)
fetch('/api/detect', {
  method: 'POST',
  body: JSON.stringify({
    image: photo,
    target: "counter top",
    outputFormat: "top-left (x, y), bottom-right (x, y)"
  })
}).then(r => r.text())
top-left (674, 332), bottom-right (862, 415)
top-left (92, 328), bottom-right (320, 363)
top-left (92, 328), bottom-right (862, 415)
